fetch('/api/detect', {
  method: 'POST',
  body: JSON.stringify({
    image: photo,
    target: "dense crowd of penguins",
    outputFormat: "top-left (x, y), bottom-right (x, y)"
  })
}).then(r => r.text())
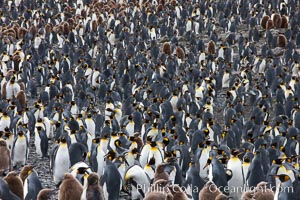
top-left (1, 0), bottom-right (300, 199)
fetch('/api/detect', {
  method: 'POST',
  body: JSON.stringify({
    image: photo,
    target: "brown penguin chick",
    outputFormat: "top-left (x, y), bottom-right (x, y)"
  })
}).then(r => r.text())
top-left (6, 29), bottom-right (16, 39)
top-left (175, 46), bottom-right (185, 59)
top-left (168, 185), bottom-right (189, 200)
top-left (62, 22), bottom-right (70, 35)
top-left (0, 140), bottom-right (11, 175)
top-left (20, 165), bottom-right (34, 183)
top-left (281, 15), bottom-right (288, 28)
top-left (253, 181), bottom-right (274, 200)
top-left (266, 19), bottom-right (274, 30)
top-left (153, 164), bottom-right (169, 183)
top-left (162, 42), bottom-right (172, 56)
top-left (86, 172), bottom-right (104, 200)
top-left (272, 13), bottom-right (282, 28)
top-left (277, 34), bottom-right (287, 48)
top-left (12, 24), bottom-right (20, 37)
top-left (45, 23), bottom-right (53, 34)
top-left (241, 190), bottom-right (254, 200)
top-left (17, 80), bottom-right (26, 91)
top-left (207, 40), bottom-right (216, 54)
top-left (16, 90), bottom-right (26, 109)
top-left (150, 179), bottom-right (170, 193)
top-left (3, 171), bottom-right (24, 199)
top-left (199, 181), bottom-right (221, 200)
top-left (92, 20), bottom-right (98, 32)
top-left (18, 27), bottom-right (28, 39)
top-left (261, 15), bottom-right (270, 29)
top-left (37, 188), bottom-right (56, 200)
top-left (144, 192), bottom-right (173, 200)
top-left (29, 25), bottom-right (38, 38)
top-left (58, 173), bottom-right (83, 200)
top-left (1, 81), bottom-right (7, 99)
top-left (215, 193), bottom-right (230, 200)
top-left (67, 18), bottom-right (75, 29)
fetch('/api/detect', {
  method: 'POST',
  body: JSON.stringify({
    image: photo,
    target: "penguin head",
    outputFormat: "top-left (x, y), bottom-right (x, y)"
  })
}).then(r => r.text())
top-left (150, 141), bottom-right (157, 148)
top-left (60, 136), bottom-right (67, 144)
top-left (20, 165), bottom-right (35, 182)
top-left (87, 172), bottom-right (99, 186)
top-left (272, 158), bottom-right (284, 165)
top-left (272, 174), bottom-right (291, 182)
top-left (17, 131), bottom-right (24, 137)
top-left (230, 149), bottom-right (239, 157)
top-left (105, 150), bottom-right (116, 161)
top-left (114, 139), bottom-right (122, 147)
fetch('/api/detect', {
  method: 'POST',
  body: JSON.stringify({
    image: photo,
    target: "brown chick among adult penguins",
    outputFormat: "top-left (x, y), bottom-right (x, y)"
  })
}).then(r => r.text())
top-left (3, 171), bottom-right (23, 199)
top-left (37, 188), bottom-right (56, 200)
top-left (168, 185), bottom-right (189, 200)
top-left (0, 140), bottom-right (11, 175)
top-left (199, 181), bottom-right (222, 200)
top-left (153, 163), bottom-right (170, 183)
top-left (19, 165), bottom-right (34, 183)
top-left (149, 179), bottom-right (171, 194)
top-left (144, 191), bottom-right (174, 200)
top-left (241, 190), bottom-right (254, 200)
top-left (253, 181), bottom-right (274, 200)
top-left (58, 173), bottom-right (83, 200)
top-left (261, 15), bottom-right (270, 29)
top-left (86, 172), bottom-right (104, 200)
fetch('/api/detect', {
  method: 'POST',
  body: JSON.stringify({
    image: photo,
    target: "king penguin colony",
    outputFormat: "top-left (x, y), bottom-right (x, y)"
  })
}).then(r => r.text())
top-left (1, 0), bottom-right (300, 200)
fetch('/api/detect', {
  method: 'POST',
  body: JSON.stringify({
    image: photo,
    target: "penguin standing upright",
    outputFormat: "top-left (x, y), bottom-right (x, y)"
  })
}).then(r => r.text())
top-left (204, 152), bottom-right (230, 195)
top-left (58, 173), bottom-right (83, 200)
top-left (34, 126), bottom-right (48, 158)
top-left (273, 174), bottom-right (293, 200)
top-left (0, 112), bottom-right (11, 132)
top-left (247, 150), bottom-right (266, 188)
top-left (227, 149), bottom-right (243, 200)
top-left (85, 114), bottom-right (95, 139)
top-left (51, 136), bottom-right (70, 185)
top-left (100, 159), bottom-right (122, 200)
top-left (11, 131), bottom-right (28, 167)
top-left (20, 165), bottom-right (43, 200)
top-left (90, 138), bottom-right (106, 177)
top-left (0, 140), bottom-right (11, 175)
top-left (3, 171), bottom-right (24, 200)
top-left (81, 172), bottom-right (104, 200)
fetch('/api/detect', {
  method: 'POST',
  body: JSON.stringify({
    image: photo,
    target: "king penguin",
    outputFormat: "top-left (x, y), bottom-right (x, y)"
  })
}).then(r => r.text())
top-left (51, 136), bottom-right (71, 185)
top-left (100, 158), bottom-right (122, 200)
top-left (124, 164), bottom-right (150, 199)
top-left (227, 149), bottom-right (244, 200)
top-left (11, 130), bottom-right (28, 167)
top-left (20, 165), bottom-right (43, 200)
top-left (247, 149), bottom-right (266, 188)
top-left (34, 126), bottom-right (48, 158)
